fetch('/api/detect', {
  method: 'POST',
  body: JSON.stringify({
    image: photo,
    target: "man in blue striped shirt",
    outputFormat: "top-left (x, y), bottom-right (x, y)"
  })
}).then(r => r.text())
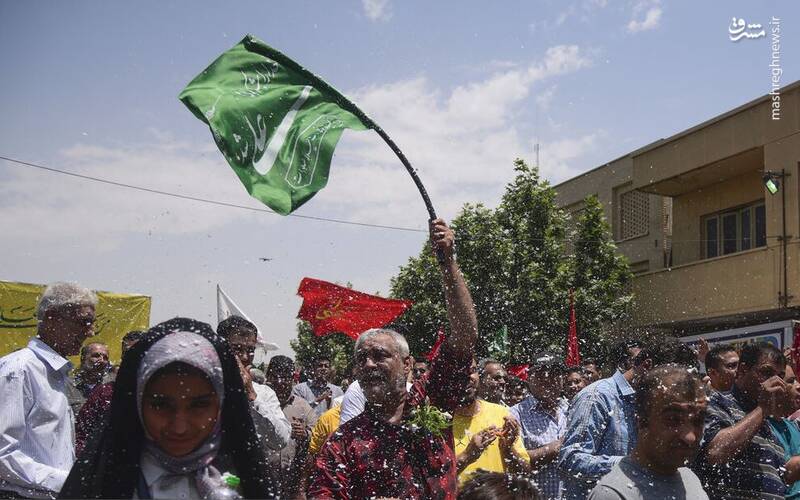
top-left (693, 342), bottom-right (800, 499)
top-left (0, 282), bottom-right (97, 498)
top-left (511, 353), bottom-right (568, 499)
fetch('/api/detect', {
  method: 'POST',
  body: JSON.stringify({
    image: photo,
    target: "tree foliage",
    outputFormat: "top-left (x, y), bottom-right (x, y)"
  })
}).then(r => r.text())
top-left (289, 321), bottom-right (354, 381)
top-left (390, 159), bottom-right (633, 364)
top-left (289, 159), bottom-right (634, 369)
top-left (567, 194), bottom-right (633, 358)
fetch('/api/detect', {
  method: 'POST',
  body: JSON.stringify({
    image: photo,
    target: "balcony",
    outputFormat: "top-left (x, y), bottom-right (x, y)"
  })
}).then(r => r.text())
top-left (630, 241), bottom-right (800, 330)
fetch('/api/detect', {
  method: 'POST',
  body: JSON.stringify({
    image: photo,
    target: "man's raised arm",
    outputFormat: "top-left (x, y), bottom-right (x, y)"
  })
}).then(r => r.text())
top-left (431, 218), bottom-right (478, 359)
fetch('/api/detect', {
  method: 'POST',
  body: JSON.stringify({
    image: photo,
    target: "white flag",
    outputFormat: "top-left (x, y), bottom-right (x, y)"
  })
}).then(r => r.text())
top-left (216, 284), bottom-right (279, 351)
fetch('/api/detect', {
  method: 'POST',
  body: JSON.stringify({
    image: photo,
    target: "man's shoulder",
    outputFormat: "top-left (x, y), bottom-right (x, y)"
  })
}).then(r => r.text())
top-left (708, 389), bottom-right (737, 407)
top-left (591, 459), bottom-right (644, 498)
top-left (593, 374), bottom-right (621, 391)
top-left (254, 381), bottom-right (278, 398)
top-left (588, 484), bottom-right (628, 500)
top-left (319, 405), bottom-right (342, 424)
top-left (589, 462), bottom-right (633, 499)
top-left (706, 390), bottom-right (744, 421)
top-left (0, 346), bottom-right (38, 375)
top-left (572, 376), bottom-right (617, 407)
top-left (676, 466), bottom-right (706, 490)
top-left (337, 410), bottom-right (372, 428)
top-left (510, 397), bottom-right (529, 416)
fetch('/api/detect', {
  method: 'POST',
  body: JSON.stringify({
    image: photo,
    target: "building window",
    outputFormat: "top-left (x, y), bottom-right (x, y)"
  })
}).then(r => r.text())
top-left (619, 190), bottom-right (649, 240)
top-left (702, 201), bottom-right (766, 259)
top-left (705, 217), bottom-right (718, 258)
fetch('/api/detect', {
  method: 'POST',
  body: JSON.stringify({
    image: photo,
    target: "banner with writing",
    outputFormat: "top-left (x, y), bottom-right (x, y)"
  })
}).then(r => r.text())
top-left (0, 280), bottom-right (151, 366)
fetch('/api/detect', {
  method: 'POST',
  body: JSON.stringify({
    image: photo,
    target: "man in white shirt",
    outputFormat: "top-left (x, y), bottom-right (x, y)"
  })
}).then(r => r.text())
top-left (0, 282), bottom-right (97, 498)
top-left (216, 315), bottom-right (291, 452)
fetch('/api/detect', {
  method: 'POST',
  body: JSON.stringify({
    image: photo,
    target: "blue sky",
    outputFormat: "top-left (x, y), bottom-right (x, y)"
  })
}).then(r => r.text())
top-left (1, 0), bottom-right (797, 357)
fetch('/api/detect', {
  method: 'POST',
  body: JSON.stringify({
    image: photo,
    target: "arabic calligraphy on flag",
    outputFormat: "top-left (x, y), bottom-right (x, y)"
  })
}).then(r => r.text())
top-left (179, 35), bottom-right (371, 215)
top-left (296, 278), bottom-right (412, 339)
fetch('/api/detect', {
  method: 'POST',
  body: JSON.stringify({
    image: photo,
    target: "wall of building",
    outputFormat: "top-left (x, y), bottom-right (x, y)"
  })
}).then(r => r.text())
top-left (670, 169), bottom-right (765, 266)
top-left (554, 82), bottom-right (800, 331)
top-left (633, 129), bottom-right (800, 326)
top-left (630, 243), bottom-right (796, 326)
top-left (553, 155), bottom-right (664, 273)
top-left (632, 84), bottom-right (800, 193)
top-left (763, 132), bottom-right (800, 251)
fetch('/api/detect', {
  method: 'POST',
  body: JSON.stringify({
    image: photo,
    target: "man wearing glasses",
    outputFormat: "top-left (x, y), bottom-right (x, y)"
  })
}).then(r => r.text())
top-left (705, 344), bottom-right (740, 393)
top-left (217, 315), bottom-right (291, 452)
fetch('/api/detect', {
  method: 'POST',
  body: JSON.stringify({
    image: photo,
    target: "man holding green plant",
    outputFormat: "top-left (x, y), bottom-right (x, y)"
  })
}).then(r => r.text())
top-left (308, 218), bottom-right (478, 500)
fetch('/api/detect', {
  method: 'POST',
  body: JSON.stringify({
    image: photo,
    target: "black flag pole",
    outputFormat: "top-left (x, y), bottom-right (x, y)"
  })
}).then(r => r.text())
top-left (249, 39), bottom-right (445, 260)
top-left (343, 109), bottom-right (446, 262)
top-left (316, 90), bottom-right (439, 221)
top-left (367, 124), bottom-right (437, 222)
top-left (333, 106), bottom-right (446, 263)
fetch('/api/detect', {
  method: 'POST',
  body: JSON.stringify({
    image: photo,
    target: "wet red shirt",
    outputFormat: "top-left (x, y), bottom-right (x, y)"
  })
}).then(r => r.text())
top-left (308, 346), bottom-right (472, 500)
top-left (75, 381), bottom-right (114, 455)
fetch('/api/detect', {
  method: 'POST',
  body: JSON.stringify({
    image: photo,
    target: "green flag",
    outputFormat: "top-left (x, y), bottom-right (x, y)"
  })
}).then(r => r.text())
top-left (486, 324), bottom-right (509, 361)
top-left (180, 35), bottom-right (370, 215)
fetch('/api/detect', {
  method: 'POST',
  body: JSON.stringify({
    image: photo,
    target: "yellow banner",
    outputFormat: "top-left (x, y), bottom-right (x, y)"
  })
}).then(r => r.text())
top-left (0, 280), bottom-right (151, 366)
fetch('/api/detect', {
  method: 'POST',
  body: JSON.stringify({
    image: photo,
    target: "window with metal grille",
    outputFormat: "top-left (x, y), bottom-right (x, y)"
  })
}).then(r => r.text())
top-left (619, 190), bottom-right (649, 240)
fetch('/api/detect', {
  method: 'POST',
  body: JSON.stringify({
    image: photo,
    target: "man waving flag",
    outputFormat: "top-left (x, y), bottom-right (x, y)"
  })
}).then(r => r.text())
top-left (180, 35), bottom-right (369, 215)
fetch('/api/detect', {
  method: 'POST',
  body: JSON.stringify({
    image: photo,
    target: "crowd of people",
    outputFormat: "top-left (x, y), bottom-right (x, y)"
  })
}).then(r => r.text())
top-left (2, 219), bottom-right (800, 499)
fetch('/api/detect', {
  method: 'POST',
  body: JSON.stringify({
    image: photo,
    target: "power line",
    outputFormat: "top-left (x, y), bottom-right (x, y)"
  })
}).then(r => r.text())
top-left (1, 154), bottom-right (795, 244)
top-left (0, 155), bottom-right (426, 233)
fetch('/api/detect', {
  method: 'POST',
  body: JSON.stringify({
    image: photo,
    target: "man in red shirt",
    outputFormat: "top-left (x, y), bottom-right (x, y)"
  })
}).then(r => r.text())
top-left (308, 218), bottom-right (478, 500)
top-left (74, 330), bottom-right (145, 454)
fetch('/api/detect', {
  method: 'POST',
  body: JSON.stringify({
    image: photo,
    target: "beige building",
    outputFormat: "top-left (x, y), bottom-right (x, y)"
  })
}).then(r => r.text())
top-left (555, 81), bottom-right (800, 336)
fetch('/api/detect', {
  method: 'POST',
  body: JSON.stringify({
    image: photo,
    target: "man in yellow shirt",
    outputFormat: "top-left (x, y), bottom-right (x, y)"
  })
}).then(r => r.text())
top-left (308, 403), bottom-right (342, 456)
top-left (453, 360), bottom-right (530, 482)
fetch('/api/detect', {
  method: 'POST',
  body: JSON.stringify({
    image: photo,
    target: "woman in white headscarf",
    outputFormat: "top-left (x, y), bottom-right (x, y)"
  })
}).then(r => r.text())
top-left (60, 318), bottom-right (277, 499)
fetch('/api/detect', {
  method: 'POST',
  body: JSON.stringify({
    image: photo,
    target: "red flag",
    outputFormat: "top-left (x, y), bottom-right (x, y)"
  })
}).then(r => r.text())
top-left (507, 364), bottom-right (530, 381)
top-left (566, 289), bottom-right (581, 366)
top-left (297, 278), bottom-right (412, 340)
top-left (425, 328), bottom-right (447, 361)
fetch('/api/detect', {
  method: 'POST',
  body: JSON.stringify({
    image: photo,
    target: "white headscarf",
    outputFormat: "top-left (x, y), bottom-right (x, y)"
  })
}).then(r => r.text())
top-left (136, 331), bottom-right (226, 498)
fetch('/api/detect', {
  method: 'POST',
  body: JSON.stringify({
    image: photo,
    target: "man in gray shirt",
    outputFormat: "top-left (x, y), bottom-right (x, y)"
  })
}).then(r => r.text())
top-left (589, 364), bottom-right (709, 500)
top-left (292, 355), bottom-right (343, 418)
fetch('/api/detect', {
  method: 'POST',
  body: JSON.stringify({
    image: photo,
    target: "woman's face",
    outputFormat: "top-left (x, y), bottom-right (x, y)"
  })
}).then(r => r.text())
top-left (142, 369), bottom-right (220, 457)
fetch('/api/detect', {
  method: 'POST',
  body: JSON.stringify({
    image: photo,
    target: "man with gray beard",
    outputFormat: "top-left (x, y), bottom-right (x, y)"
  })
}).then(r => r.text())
top-left (308, 219), bottom-right (478, 500)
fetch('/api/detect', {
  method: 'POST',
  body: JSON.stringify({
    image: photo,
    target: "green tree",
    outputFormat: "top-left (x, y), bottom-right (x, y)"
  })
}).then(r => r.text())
top-left (390, 202), bottom-right (510, 358)
top-left (390, 159), bottom-right (569, 363)
top-left (567, 195), bottom-right (633, 358)
top-left (292, 163), bottom-right (634, 370)
top-left (494, 159), bottom-right (569, 360)
top-left (289, 321), bottom-right (354, 382)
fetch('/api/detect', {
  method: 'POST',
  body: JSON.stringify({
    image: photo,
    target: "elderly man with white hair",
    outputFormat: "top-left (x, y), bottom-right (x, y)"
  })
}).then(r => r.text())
top-left (0, 282), bottom-right (97, 498)
top-left (308, 219), bottom-right (479, 500)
